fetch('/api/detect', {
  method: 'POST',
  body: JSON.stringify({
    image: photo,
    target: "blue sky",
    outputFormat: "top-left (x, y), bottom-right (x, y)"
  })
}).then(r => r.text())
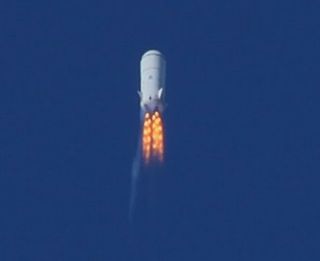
top-left (1, 1), bottom-right (320, 260)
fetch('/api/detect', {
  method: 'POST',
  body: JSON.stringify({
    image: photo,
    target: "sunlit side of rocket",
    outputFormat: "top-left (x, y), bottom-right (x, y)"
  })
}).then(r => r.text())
top-left (139, 50), bottom-right (166, 163)
top-left (139, 50), bottom-right (166, 113)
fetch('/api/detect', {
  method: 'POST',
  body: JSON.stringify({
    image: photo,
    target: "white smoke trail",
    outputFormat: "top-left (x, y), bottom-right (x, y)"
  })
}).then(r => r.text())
top-left (129, 111), bottom-right (144, 223)
top-left (129, 139), bottom-right (141, 224)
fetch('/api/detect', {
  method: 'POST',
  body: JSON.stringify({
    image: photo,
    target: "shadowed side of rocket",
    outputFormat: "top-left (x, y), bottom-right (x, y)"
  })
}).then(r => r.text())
top-left (139, 50), bottom-right (166, 164)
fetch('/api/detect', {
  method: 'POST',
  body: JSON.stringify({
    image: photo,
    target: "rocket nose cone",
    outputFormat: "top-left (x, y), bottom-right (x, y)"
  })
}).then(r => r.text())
top-left (142, 50), bottom-right (163, 58)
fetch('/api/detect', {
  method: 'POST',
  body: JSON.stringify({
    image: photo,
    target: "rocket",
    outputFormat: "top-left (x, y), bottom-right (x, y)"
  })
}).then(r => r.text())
top-left (138, 50), bottom-right (166, 163)
top-left (129, 51), bottom-right (166, 259)
top-left (139, 50), bottom-right (166, 113)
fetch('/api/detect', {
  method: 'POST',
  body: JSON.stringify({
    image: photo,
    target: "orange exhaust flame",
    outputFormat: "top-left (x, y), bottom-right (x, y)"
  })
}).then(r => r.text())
top-left (142, 111), bottom-right (164, 164)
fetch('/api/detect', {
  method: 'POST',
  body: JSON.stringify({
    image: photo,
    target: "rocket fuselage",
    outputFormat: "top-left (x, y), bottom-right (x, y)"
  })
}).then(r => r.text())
top-left (140, 50), bottom-right (166, 112)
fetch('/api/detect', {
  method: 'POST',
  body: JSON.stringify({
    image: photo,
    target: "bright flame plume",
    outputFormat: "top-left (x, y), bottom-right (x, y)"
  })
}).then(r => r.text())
top-left (142, 111), bottom-right (164, 164)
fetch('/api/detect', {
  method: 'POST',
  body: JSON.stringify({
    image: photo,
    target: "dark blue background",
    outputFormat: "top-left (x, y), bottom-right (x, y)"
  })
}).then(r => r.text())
top-left (1, 1), bottom-right (319, 260)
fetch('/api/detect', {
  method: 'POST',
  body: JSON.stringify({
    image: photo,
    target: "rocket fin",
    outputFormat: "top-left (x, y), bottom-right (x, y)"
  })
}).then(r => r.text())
top-left (158, 88), bottom-right (163, 99)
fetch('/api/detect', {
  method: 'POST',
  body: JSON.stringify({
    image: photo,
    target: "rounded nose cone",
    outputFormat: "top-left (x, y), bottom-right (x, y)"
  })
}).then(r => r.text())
top-left (142, 50), bottom-right (163, 58)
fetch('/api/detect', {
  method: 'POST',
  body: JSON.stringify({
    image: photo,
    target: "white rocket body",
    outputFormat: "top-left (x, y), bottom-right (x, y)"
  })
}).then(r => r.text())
top-left (139, 50), bottom-right (166, 112)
